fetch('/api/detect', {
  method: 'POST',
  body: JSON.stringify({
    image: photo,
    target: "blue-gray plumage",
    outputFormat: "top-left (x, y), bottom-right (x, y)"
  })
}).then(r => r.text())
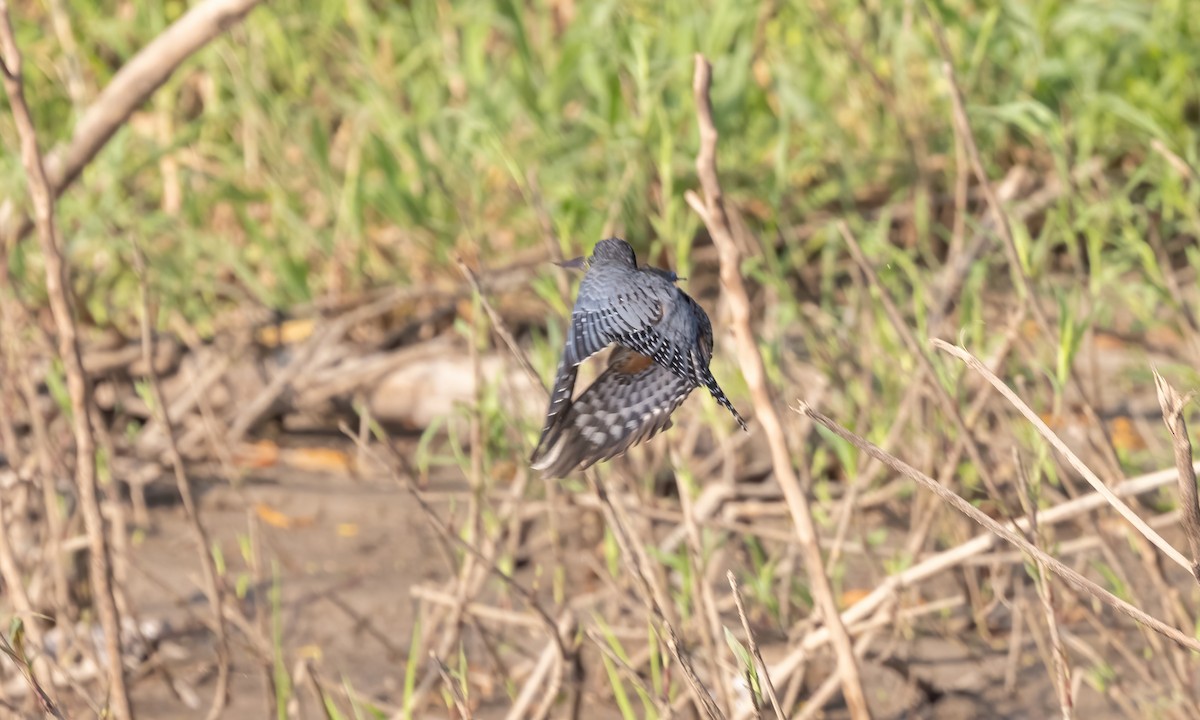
top-left (531, 237), bottom-right (747, 478)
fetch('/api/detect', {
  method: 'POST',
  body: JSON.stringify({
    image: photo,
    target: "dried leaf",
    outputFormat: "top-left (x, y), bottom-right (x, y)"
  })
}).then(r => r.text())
top-left (254, 503), bottom-right (315, 530)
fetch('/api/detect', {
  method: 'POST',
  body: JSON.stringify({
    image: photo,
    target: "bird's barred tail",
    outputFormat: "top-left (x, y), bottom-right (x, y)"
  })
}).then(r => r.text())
top-left (533, 349), bottom-right (695, 478)
top-left (701, 371), bottom-right (748, 431)
top-left (531, 359), bottom-right (577, 463)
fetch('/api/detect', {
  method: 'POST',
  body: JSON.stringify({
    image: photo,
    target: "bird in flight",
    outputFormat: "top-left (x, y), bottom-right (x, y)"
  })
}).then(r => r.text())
top-left (530, 238), bottom-right (747, 478)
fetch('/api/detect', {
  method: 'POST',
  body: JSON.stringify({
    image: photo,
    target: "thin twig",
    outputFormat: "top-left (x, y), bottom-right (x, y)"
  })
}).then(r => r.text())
top-left (727, 572), bottom-right (784, 720)
top-left (455, 255), bottom-right (547, 399)
top-left (431, 653), bottom-right (470, 717)
top-left (1013, 454), bottom-right (1073, 720)
top-left (836, 220), bottom-right (1008, 509)
top-left (132, 245), bottom-right (231, 720)
top-left (762, 455), bottom-right (1198, 700)
top-left (0, 0), bottom-right (267, 244)
top-left (798, 401), bottom-right (1200, 653)
top-left (1152, 370), bottom-right (1200, 585)
top-left (675, 466), bottom-right (735, 713)
top-left (0, 8), bottom-right (132, 718)
top-left (0, 632), bottom-right (66, 719)
top-left (921, 1), bottom-right (1051, 335)
top-left (585, 470), bottom-right (725, 719)
top-left (688, 53), bottom-right (871, 720)
top-left (934, 339), bottom-right (1192, 572)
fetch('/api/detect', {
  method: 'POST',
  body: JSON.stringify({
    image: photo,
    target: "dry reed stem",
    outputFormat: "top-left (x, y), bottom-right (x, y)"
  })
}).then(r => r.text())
top-left (0, 7), bottom-right (131, 717)
top-left (342, 426), bottom-right (571, 716)
top-left (798, 401), bottom-right (1200, 653)
top-left (688, 53), bottom-right (870, 720)
top-left (1014, 457), bottom-right (1073, 719)
top-left (0, 0), bottom-right (267, 243)
top-left (726, 572), bottom-right (784, 719)
top-left (132, 248), bottom-right (231, 720)
top-left (935, 339), bottom-right (1192, 572)
top-left (922, 2), bottom-right (1051, 335)
top-left (1151, 139), bottom-right (1199, 183)
top-left (585, 470), bottom-right (725, 719)
top-left (675, 468), bottom-right (736, 712)
top-left (506, 611), bottom-right (577, 720)
top-left (1152, 370), bottom-right (1200, 585)
top-left (0, 633), bottom-right (65, 719)
top-left (837, 220), bottom-right (1007, 508)
top-left (431, 653), bottom-right (471, 717)
top-left (456, 255), bottom-right (547, 399)
top-left (760, 455), bottom-right (1199, 706)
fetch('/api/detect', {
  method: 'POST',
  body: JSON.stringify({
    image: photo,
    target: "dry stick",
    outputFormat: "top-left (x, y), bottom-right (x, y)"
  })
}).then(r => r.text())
top-left (1153, 371), bottom-right (1200, 585)
top-left (585, 471), bottom-right (725, 719)
top-left (0, 499), bottom-right (63, 715)
top-left (0, 633), bottom-right (65, 719)
top-left (922, 3), bottom-right (1047, 334)
top-left (344, 430), bottom-right (571, 711)
top-left (726, 572), bottom-right (784, 720)
top-left (934, 339), bottom-right (1193, 572)
top-left (759, 461), bottom-right (1198, 714)
top-left (1125, 379), bottom-right (1200, 711)
top-left (674, 466), bottom-right (736, 713)
top-left (1014, 455), bottom-right (1073, 720)
top-left (837, 221), bottom-right (1008, 508)
top-left (925, 0), bottom-right (1126, 486)
top-left (431, 653), bottom-right (470, 717)
top-left (792, 630), bottom-right (879, 720)
top-left (798, 401), bottom-right (1200, 653)
top-left (688, 54), bottom-right (871, 720)
top-left (0, 9), bottom-right (132, 719)
top-left (455, 256), bottom-right (546, 399)
top-left (132, 249), bottom-right (231, 720)
top-left (507, 611), bottom-right (577, 720)
top-left (0, 0), bottom-right (267, 243)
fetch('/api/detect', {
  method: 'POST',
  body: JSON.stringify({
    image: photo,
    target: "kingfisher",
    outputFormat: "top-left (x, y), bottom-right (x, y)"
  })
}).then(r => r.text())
top-left (531, 238), bottom-right (746, 478)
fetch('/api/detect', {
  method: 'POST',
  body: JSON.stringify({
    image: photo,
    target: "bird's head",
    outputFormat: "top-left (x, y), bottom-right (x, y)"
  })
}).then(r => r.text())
top-left (554, 256), bottom-right (590, 272)
top-left (645, 266), bottom-right (685, 283)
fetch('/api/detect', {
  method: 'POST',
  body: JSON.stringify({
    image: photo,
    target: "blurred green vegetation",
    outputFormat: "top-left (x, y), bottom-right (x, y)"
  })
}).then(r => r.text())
top-left (1, 0), bottom-right (1196, 334)
top-left (4, 0), bottom-right (1200, 471)
top-left (3, 3), bottom-right (1199, 712)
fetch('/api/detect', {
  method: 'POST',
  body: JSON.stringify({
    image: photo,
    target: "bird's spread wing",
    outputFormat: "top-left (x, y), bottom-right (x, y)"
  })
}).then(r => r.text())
top-left (531, 347), bottom-right (695, 478)
top-left (562, 278), bottom-right (667, 367)
top-left (534, 265), bottom-right (662, 454)
top-left (531, 356), bottom-right (578, 459)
